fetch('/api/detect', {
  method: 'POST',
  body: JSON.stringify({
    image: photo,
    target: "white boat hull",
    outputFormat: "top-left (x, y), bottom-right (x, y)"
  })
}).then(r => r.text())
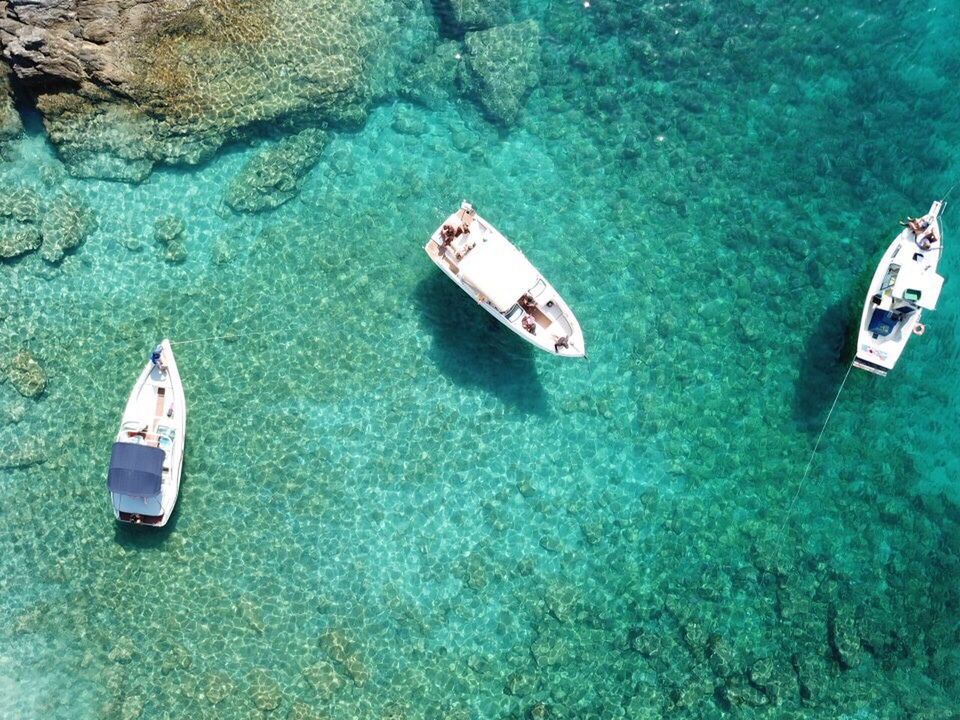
top-left (109, 339), bottom-right (186, 526)
top-left (853, 201), bottom-right (945, 376)
top-left (424, 203), bottom-right (586, 357)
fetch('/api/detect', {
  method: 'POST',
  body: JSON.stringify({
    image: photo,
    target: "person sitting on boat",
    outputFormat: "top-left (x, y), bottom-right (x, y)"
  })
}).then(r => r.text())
top-left (554, 336), bottom-right (570, 353)
top-left (518, 293), bottom-right (535, 311)
top-left (905, 217), bottom-right (929, 234)
top-left (522, 315), bottom-right (536, 334)
top-left (150, 344), bottom-right (167, 372)
top-left (438, 225), bottom-right (456, 255)
top-left (918, 227), bottom-right (939, 251)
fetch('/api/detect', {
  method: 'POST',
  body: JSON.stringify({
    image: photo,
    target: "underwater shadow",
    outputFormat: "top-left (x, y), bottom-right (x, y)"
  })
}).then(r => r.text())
top-left (792, 296), bottom-right (859, 434)
top-left (414, 272), bottom-right (548, 415)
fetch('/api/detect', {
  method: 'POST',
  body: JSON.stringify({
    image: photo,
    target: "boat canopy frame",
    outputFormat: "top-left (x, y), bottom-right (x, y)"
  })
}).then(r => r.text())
top-left (107, 442), bottom-right (164, 496)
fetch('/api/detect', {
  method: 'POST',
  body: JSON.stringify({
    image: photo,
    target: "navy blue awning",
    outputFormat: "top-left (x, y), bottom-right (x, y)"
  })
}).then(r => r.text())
top-left (868, 308), bottom-right (899, 337)
top-left (107, 442), bottom-right (163, 495)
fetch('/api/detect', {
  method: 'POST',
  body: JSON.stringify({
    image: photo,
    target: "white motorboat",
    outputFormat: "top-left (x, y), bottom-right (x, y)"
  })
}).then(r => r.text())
top-left (853, 200), bottom-right (946, 376)
top-left (424, 201), bottom-right (586, 357)
top-left (107, 339), bottom-right (186, 526)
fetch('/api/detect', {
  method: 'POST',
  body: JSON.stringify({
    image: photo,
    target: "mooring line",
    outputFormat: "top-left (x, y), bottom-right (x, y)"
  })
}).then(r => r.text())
top-left (170, 328), bottom-right (287, 347)
top-left (775, 363), bottom-right (853, 557)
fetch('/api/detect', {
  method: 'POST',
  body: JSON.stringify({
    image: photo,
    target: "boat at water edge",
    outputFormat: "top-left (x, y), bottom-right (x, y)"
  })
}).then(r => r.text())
top-left (424, 201), bottom-right (586, 357)
top-left (107, 339), bottom-right (186, 526)
top-left (853, 200), bottom-right (946, 376)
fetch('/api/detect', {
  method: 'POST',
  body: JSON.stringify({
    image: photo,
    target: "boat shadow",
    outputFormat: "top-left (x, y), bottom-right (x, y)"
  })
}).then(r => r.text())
top-left (792, 296), bottom-right (859, 434)
top-left (414, 272), bottom-right (548, 415)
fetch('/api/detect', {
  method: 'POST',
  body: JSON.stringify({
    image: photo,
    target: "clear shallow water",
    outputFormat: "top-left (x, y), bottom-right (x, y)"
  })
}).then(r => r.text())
top-left (2, 1), bottom-right (960, 718)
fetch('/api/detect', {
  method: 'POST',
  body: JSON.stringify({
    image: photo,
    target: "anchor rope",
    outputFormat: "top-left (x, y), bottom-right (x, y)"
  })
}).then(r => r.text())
top-left (169, 328), bottom-right (285, 347)
top-left (775, 363), bottom-right (853, 556)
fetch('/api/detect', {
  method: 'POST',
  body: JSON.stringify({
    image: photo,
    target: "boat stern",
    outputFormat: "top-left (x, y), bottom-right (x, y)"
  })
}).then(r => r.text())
top-left (852, 355), bottom-right (889, 377)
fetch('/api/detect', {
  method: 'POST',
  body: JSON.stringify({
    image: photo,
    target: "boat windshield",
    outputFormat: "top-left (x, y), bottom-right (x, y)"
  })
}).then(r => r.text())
top-left (505, 304), bottom-right (523, 321)
top-left (880, 265), bottom-right (900, 292)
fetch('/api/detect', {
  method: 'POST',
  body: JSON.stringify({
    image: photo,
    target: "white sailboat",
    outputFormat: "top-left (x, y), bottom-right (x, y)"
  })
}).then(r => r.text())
top-left (853, 201), bottom-right (946, 376)
top-left (107, 339), bottom-right (186, 526)
top-left (424, 202), bottom-right (586, 357)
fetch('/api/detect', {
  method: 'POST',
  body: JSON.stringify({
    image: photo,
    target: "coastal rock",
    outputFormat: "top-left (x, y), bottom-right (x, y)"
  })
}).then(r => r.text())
top-left (0, 64), bottom-right (21, 140)
top-left (400, 42), bottom-right (464, 109)
top-left (0, 223), bottom-right (41, 260)
top-left (464, 21), bottom-right (541, 125)
top-left (6, 349), bottom-right (46, 397)
top-left (40, 191), bottom-right (95, 263)
top-left (435, 0), bottom-right (512, 34)
top-left (225, 128), bottom-right (328, 213)
top-left (0, 1), bottom-right (380, 180)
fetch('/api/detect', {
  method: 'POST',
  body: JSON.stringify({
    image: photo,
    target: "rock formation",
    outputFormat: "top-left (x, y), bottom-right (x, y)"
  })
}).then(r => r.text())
top-left (6, 349), bottom-right (46, 397)
top-left (224, 128), bottom-right (328, 213)
top-left (0, 1), bottom-right (384, 181)
top-left (0, 62), bottom-right (20, 140)
top-left (435, 0), bottom-right (513, 34)
top-left (463, 20), bottom-right (541, 125)
top-left (40, 190), bottom-right (95, 263)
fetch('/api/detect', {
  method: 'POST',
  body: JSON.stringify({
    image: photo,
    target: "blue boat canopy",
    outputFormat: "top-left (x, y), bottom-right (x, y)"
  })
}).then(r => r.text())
top-left (107, 442), bottom-right (164, 496)
top-left (868, 308), bottom-right (899, 337)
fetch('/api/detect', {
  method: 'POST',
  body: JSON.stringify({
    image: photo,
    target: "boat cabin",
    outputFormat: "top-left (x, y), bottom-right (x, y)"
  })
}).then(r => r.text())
top-left (868, 261), bottom-right (943, 339)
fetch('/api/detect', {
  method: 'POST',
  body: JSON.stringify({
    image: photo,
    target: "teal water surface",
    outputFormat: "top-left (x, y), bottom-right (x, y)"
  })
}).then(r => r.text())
top-left (2, 2), bottom-right (960, 719)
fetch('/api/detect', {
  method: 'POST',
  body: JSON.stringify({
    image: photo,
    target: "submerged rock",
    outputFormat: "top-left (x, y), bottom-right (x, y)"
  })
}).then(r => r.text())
top-left (225, 129), bottom-right (328, 213)
top-left (302, 659), bottom-right (344, 696)
top-left (288, 701), bottom-right (326, 720)
top-left (202, 671), bottom-right (233, 705)
top-left (0, 1), bottom-right (380, 180)
top-left (247, 668), bottom-right (282, 711)
top-left (0, 186), bottom-right (40, 224)
top-left (154, 215), bottom-right (187, 263)
top-left (40, 192), bottom-right (95, 263)
top-left (317, 628), bottom-right (369, 687)
top-left (0, 438), bottom-right (45, 470)
top-left (464, 21), bottom-right (541, 125)
top-left (6, 349), bottom-right (46, 397)
top-left (0, 187), bottom-right (43, 260)
top-left (828, 602), bottom-right (862, 669)
top-left (435, 0), bottom-right (512, 34)
top-left (0, 224), bottom-right (41, 260)
top-left (400, 42), bottom-right (464, 109)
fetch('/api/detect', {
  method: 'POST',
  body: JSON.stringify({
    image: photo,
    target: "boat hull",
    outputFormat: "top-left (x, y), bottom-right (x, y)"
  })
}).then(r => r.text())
top-left (110, 339), bottom-right (186, 527)
top-left (853, 201), bottom-right (944, 376)
top-left (424, 203), bottom-right (586, 357)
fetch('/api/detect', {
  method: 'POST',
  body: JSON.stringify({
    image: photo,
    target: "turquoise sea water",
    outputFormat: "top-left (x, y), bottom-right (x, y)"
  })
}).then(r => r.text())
top-left (2, 1), bottom-right (960, 718)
